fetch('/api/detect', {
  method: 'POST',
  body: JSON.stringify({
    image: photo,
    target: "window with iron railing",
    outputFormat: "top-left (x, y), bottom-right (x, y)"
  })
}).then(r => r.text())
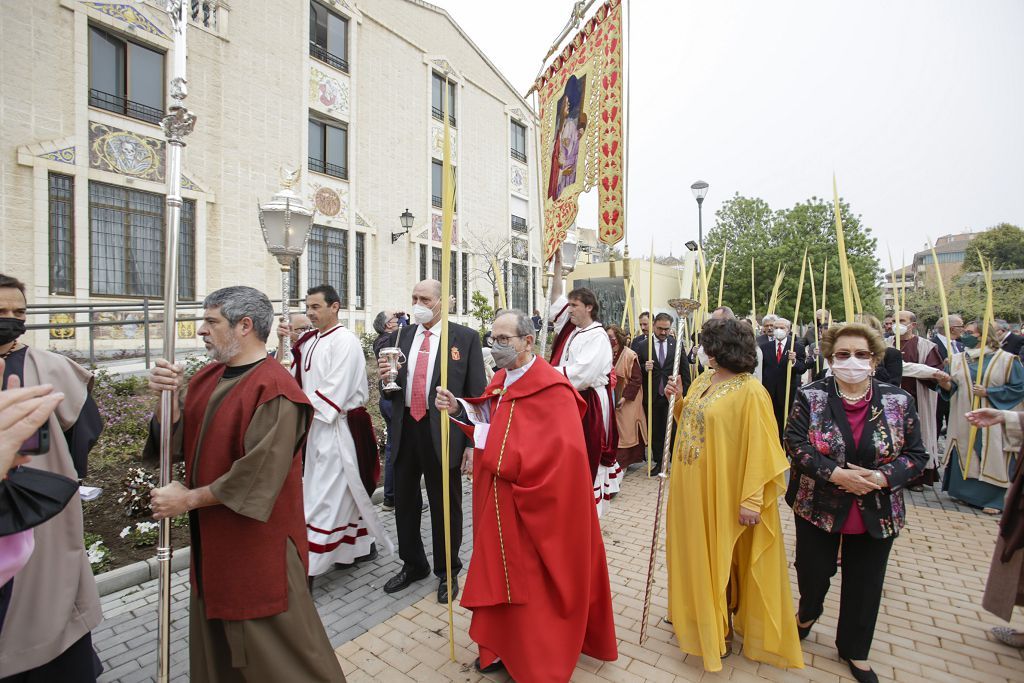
top-left (432, 247), bottom-right (442, 281)
top-left (88, 181), bottom-right (195, 299)
top-left (308, 118), bottom-right (348, 180)
top-left (309, 1), bottom-right (349, 72)
top-left (48, 173), bottom-right (75, 295)
top-left (308, 225), bottom-right (349, 307)
top-left (89, 26), bottom-right (164, 125)
top-left (431, 72), bottom-right (457, 127)
top-left (511, 215), bottom-right (528, 233)
top-left (462, 253), bottom-right (469, 314)
top-left (190, 0), bottom-right (219, 30)
top-left (419, 245), bottom-right (428, 282)
top-left (511, 120), bottom-right (527, 162)
top-left (355, 232), bottom-right (365, 310)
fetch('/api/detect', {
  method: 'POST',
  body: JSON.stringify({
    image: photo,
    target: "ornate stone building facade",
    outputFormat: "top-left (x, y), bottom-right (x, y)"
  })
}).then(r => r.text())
top-left (1, 0), bottom-right (542, 353)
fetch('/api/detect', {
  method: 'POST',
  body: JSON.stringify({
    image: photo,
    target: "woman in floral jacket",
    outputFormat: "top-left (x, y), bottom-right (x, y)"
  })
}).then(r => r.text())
top-left (784, 322), bottom-right (929, 683)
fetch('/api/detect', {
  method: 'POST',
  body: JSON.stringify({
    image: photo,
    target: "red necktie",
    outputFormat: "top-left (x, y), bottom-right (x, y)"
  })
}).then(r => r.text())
top-left (410, 329), bottom-right (432, 421)
top-left (777, 341), bottom-right (783, 363)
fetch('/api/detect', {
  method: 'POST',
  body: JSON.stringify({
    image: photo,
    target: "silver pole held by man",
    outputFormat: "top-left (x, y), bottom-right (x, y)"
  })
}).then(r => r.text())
top-left (157, 2), bottom-right (197, 680)
top-left (639, 297), bottom-right (699, 644)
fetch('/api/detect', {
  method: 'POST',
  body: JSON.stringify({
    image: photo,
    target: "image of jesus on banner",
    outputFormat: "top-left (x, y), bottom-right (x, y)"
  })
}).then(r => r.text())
top-left (547, 74), bottom-right (588, 201)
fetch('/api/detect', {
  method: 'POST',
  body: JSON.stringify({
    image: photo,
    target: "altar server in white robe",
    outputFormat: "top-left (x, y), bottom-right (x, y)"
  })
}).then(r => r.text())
top-left (293, 285), bottom-right (393, 576)
top-left (547, 250), bottom-right (620, 516)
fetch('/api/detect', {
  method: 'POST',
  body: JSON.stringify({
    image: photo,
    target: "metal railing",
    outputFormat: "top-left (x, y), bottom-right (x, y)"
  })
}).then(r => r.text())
top-left (89, 88), bottom-right (164, 125)
top-left (431, 194), bottom-right (443, 208)
top-left (25, 297), bottom-right (298, 369)
top-left (309, 41), bottom-right (349, 73)
top-left (511, 148), bottom-right (527, 163)
top-left (430, 107), bottom-right (457, 127)
top-left (308, 157), bottom-right (348, 180)
top-left (511, 215), bottom-right (528, 233)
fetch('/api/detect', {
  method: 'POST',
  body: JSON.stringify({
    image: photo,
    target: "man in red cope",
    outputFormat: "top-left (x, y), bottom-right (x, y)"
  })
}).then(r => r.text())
top-left (436, 310), bottom-right (617, 681)
top-left (147, 287), bottom-right (344, 682)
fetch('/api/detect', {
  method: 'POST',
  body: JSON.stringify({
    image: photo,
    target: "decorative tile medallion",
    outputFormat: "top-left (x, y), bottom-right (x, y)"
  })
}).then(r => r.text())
top-left (314, 186), bottom-right (342, 217)
top-left (430, 124), bottom-right (457, 159)
top-left (510, 163), bottom-right (528, 195)
top-left (49, 313), bottom-right (76, 340)
top-left (39, 147), bottom-right (76, 165)
top-left (512, 237), bottom-right (529, 260)
top-left (430, 214), bottom-right (459, 245)
top-left (177, 321), bottom-right (196, 339)
top-left (81, 2), bottom-right (167, 38)
top-left (89, 122), bottom-right (165, 182)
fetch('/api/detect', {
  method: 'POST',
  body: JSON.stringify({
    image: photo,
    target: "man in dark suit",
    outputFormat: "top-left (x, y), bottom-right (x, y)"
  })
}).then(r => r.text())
top-left (629, 311), bottom-right (650, 353)
top-left (377, 279), bottom-right (486, 603)
top-left (635, 312), bottom-right (690, 473)
top-left (759, 316), bottom-right (806, 441)
top-left (996, 319), bottom-right (1024, 357)
top-left (756, 314), bottom-right (778, 346)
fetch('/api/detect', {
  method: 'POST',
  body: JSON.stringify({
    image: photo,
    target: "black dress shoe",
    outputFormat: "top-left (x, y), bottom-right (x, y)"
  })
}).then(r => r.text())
top-left (383, 567), bottom-right (430, 594)
top-left (437, 575), bottom-right (459, 604)
top-left (842, 659), bottom-right (879, 683)
top-left (356, 542), bottom-right (378, 564)
top-left (796, 614), bottom-right (817, 640)
top-left (473, 657), bottom-right (505, 674)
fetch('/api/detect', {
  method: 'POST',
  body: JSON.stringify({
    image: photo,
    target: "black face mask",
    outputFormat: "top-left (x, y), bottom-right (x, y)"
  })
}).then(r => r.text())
top-left (0, 318), bottom-right (26, 346)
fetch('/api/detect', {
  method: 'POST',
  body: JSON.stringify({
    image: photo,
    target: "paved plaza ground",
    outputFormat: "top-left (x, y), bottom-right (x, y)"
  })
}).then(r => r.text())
top-left (95, 472), bottom-right (1024, 682)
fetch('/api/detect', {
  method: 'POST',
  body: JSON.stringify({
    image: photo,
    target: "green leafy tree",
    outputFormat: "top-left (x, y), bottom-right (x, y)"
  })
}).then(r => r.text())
top-left (960, 223), bottom-right (1024, 273)
top-left (906, 277), bottom-right (1024, 330)
top-left (469, 291), bottom-right (494, 332)
top-left (703, 193), bottom-right (883, 323)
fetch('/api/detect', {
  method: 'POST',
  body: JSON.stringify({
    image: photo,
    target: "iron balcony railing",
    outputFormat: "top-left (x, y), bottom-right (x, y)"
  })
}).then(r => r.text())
top-left (89, 88), bottom-right (164, 125)
top-left (511, 215), bottom-right (528, 233)
top-left (308, 157), bottom-right (348, 180)
top-left (309, 41), bottom-right (349, 73)
top-left (431, 195), bottom-right (443, 208)
top-left (511, 148), bottom-right (527, 163)
top-left (430, 106), bottom-right (457, 127)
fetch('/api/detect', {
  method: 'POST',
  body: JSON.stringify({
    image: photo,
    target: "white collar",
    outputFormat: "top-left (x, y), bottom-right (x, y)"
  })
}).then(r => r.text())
top-left (504, 355), bottom-right (536, 387)
top-left (317, 323), bottom-right (343, 338)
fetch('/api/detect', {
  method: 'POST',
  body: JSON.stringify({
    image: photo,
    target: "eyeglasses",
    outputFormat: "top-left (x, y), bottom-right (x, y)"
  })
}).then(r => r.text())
top-left (491, 334), bottom-right (527, 345)
top-left (832, 350), bottom-right (874, 361)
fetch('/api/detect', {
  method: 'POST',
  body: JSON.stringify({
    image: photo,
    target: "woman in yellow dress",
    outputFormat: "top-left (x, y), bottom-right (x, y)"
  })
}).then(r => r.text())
top-left (663, 318), bottom-right (803, 672)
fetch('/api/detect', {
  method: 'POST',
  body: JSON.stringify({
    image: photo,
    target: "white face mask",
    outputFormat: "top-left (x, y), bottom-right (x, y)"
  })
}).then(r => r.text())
top-left (772, 328), bottom-right (788, 341)
top-left (697, 346), bottom-right (710, 369)
top-left (412, 302), bottom-right (437, 325)
top-left (831, 357), bottom-right (873, 384)
top-left (895, 323), bottom-right (909, 336)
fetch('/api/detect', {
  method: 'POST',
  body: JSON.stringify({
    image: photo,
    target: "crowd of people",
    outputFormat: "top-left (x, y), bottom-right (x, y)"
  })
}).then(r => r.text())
top-left (0, 263), bottom-right (1022, 682)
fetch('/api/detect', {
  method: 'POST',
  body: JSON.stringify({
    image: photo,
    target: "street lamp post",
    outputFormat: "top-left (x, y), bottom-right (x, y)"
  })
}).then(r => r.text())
top-left (690, 180), bottom-right (709, 248)
top-left (258, 170), bottom-right (316, 365)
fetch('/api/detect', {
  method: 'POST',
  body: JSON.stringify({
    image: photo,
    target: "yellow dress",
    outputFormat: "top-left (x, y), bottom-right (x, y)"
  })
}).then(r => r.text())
top-left (666, 370), bottom-right (803, 672)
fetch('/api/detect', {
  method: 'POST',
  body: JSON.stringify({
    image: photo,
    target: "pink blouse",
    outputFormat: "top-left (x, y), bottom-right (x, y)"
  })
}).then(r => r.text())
top-left (840, 396), bottom-right (870, 535)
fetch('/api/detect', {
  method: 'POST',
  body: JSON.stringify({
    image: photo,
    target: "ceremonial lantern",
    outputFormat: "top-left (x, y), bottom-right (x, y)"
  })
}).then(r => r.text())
top-left (258, 170), bottom-right (316, 365)
top-left (690, 180), bottom-right (709, 249)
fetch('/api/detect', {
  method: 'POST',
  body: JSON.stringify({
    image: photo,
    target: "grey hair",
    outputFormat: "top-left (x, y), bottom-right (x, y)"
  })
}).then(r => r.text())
top-left (499, 309), bottom-right (535, 338)
top-left (774, 317), bottom-right (791, 327)
top-left (761, 314), bottom-right (778, 324)
top-left (995, 318), bottom-right (1010, 331)
top-left (203, 286), bottom-right (274, 342)
top-left (372, 310), bottom-right (389, 335)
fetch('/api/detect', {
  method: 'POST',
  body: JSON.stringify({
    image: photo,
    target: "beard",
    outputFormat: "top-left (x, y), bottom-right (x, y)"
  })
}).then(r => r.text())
top-left (206, 332), bottom-right (241, 363)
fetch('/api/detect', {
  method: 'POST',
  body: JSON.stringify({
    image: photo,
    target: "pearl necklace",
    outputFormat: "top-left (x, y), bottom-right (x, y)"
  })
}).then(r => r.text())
top-left (836, 382), bottom-right (871, 403)
top-left (0, 343), bottom-right (21, 359)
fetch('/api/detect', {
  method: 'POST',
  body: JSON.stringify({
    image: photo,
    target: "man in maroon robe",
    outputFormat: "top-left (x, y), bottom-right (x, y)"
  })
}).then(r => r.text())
top-left (436, 310), bottom-right (617, 681)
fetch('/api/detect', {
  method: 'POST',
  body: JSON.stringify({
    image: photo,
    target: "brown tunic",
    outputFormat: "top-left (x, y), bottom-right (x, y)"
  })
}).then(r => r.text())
top-left (613, 347), bottom-right (647, 467)
top-left (149, 367), bottom-right (344, 683)
top-left (983, 410), bottom-right (1024, 622)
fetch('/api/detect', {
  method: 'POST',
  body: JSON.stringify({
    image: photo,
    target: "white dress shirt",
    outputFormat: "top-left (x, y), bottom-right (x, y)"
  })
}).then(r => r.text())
top-left (404, 323), bottom-right (440, 407)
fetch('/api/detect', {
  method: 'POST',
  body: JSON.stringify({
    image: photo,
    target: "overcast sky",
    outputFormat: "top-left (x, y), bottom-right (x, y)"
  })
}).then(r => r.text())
top-left (436, 0), bottom-right (1024, 268)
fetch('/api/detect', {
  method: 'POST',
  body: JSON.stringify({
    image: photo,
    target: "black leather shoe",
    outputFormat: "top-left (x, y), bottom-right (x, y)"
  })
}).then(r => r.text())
top-left (796, 613), bottom-right (817, 640)
top-left (437, 575), bottom-right (459, 604)
top-left (356, 542), bottom-right (378, 564)
top-left (842, 659), bottom-right (879, 683)
top-left (383, 567), bottom-right (430, 594)
top-left (473, 657), bottom-right (505, 674)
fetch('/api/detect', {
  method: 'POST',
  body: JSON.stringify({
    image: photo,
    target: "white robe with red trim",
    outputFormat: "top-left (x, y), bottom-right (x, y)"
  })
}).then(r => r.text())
top-left (549, 296), bottom-right (621, 517)
top-left (296, 324), bottom-right (393, 573)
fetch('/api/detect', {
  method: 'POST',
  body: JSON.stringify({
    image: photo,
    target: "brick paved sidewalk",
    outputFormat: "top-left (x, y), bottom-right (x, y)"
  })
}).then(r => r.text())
top-left (334, 472), bottom-right (1024, 683)
top-left (94, 481), bottom-right (474, 682)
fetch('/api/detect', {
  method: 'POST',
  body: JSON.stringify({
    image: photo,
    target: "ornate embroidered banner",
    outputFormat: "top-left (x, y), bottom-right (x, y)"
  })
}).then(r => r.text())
top-left (536, 0), bottom-right (624, 261)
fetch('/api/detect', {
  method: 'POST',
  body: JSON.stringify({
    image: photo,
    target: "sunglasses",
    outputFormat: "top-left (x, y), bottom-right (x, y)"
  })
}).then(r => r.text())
top-left (832, 350), bottom-right (874, 361)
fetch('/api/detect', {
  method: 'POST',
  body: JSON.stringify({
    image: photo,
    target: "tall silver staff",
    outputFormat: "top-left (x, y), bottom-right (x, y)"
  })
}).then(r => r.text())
top-left (639, 297), bottom-right (699, 645)
top-left (157, 2), bottom-right (196, 681)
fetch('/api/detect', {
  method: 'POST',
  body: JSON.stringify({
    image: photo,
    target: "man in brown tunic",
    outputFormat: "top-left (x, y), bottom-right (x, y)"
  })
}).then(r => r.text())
top-left (147, 286), bottom-right (344, 682)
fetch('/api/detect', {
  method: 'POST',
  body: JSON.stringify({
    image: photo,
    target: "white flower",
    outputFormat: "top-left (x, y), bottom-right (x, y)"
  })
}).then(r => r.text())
top-left (120, 527), bottom-right (131, 538)
top-left (137, 522), bottom-right (159, 533)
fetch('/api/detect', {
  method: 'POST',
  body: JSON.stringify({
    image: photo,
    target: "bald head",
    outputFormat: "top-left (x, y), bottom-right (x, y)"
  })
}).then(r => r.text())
top-left (411, 279), bottom-right (443, 327)
top-left (711, 306), bottom-right (735, 320)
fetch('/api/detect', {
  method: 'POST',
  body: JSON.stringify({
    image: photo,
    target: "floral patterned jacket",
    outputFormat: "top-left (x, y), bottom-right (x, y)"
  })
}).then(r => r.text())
top-left (784, 378), bottom-right (929, 539)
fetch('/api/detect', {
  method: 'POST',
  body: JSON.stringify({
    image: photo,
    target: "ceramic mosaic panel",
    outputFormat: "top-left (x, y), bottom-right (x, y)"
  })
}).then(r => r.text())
top-left (89, 122), bottom-right (165, 182)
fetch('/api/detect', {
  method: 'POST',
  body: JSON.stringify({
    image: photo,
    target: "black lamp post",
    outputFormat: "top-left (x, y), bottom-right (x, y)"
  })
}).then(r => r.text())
top-left (690, 180), bottom-right (709, 248)
top-left (392, 208), bottom-right (414, 243)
